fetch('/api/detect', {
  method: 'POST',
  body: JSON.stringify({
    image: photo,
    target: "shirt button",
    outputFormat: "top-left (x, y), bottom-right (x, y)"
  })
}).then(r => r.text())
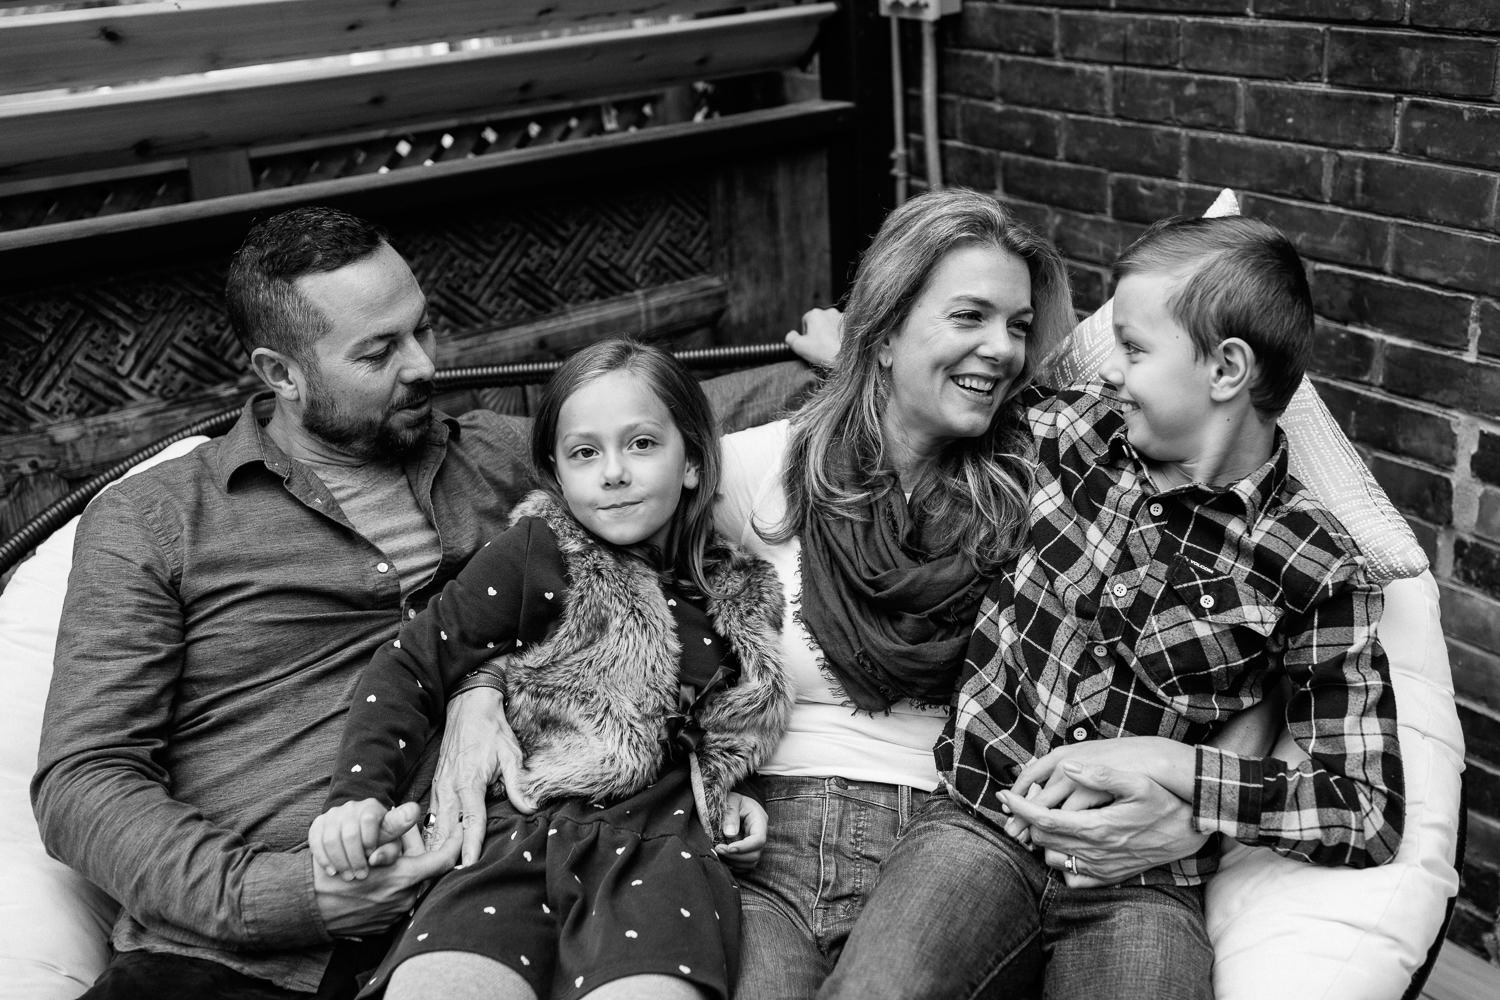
top-left (1092, 644), bottom-right (1108, 658)
top-left (408, 608), bottom-right (417, 619)
top-left (1072, 726), bottom-right (1089, 742)
top-left (1149, 503), bottom-right (1164, 517)
top-left (1111, 583), bottom-right (1128, 599)
top-left (1199, 594), bottom-right (1215, 610)
top-left (376, 562), bottom-right (390, 574)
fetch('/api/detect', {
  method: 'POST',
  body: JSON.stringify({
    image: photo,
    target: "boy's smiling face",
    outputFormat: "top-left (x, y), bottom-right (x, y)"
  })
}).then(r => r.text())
top-left (1103, 269), bottom-right (1219, 470)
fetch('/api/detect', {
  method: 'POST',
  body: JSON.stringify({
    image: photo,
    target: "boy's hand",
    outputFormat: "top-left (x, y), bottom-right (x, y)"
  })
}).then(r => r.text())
top-left (785, 307), bottom-right (843, 370)
top-left (310, 799), bottom-right (421, 881)
top-left (713, 791), bottom-right (767, 871)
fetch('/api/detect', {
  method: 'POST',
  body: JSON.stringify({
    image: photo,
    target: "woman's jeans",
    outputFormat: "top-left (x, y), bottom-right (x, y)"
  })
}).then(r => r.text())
top-left (816, 792), bottom-right (1213, 1000)
top-left (733, 775), bottom-right (930, 1000)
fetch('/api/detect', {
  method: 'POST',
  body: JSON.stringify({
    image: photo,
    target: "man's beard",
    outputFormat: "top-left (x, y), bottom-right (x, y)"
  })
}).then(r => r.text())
top-left (302, 371), bottom-right (435, 462)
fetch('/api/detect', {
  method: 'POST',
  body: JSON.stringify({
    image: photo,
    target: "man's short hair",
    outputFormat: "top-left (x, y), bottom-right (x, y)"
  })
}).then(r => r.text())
top-left (226, 206), bottom-right (389, 364)
top-left (1112, 215), bottom-right (1313, 417)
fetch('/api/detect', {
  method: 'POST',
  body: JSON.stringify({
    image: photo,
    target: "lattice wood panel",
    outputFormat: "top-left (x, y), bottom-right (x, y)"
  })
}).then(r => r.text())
top-left (0, 180), bottom-right (711, 433)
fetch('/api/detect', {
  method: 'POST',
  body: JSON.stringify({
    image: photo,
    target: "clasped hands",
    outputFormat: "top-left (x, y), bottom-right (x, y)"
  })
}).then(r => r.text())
top-left (996, 736), bottom-right (1208, 889)
top-left (310, 687), bottom-right (769, 935)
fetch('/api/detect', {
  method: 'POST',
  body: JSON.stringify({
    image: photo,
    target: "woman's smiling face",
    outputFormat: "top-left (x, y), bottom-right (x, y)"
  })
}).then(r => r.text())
top-left (880, 244), bottom-right (1034, 474)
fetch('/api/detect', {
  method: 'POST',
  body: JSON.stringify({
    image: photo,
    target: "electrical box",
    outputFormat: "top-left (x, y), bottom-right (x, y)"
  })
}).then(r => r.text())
top-left (879, 0), bottom-right (961, 21)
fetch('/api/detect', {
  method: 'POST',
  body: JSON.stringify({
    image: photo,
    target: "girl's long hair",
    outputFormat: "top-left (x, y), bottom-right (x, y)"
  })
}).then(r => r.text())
top-left (769, 189), bottom-right (1074, 571)
top-left (530, 338), bottom-right (728, 595)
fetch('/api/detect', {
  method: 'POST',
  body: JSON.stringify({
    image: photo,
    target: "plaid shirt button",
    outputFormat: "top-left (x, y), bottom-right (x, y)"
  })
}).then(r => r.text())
top-left (1149, 502), bottom-right (1164, 516)
top-left (1092, 643), bottom-right (1108, 658)
top-left (1071, 726), bottom-right (1089, 741)
top-left (1198, 594), bottom-right (1215, 609)
top-left (1111, 583), bottom-right (1128, 598)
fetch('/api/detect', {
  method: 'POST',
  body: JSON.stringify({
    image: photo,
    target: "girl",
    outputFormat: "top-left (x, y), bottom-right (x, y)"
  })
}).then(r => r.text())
top-left (310, 339), bottom-right (790, 1000)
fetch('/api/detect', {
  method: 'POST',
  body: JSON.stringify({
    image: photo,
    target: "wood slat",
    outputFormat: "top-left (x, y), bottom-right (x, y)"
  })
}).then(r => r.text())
top-left (0, 0), bottom-right (772, 96)
top-left (0, 4), bottom-right (835, 173)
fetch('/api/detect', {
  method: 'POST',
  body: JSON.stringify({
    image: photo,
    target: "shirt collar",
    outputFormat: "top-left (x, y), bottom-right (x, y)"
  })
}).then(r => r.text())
top-left (215, 392), bottom-right (461, 490)
top-left (1101, 419), bottom-right (1291, 525)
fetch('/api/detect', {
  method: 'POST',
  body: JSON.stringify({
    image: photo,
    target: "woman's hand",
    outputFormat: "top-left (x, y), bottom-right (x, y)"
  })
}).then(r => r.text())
top-left (785, 307), bottom-right (844, 370)
top-left (1001, 762), bottom-right (1209, 888)
top-left (431, 686), bottom-right (536, 866)
top-left (713, 791), bottom-right (768, 871)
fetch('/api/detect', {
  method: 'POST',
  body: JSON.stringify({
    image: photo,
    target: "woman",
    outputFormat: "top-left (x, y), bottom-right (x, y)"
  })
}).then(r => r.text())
top-left (712, 188), bottom-right (1074, 998)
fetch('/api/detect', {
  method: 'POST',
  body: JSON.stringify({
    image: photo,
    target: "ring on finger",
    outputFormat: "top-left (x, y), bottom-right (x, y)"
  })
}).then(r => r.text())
top-left (1064, 853), bottom-right (1078, 876)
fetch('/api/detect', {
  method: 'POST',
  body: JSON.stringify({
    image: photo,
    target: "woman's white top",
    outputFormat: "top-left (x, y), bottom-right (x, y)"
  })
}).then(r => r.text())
top-left (717, 420), bottom-right (944, 791)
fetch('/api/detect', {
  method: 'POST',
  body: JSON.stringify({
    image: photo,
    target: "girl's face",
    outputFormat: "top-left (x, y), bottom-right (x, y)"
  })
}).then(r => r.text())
top-left (552, 369), bottom-right (699, 550)
top-left (879, 245), bottom-right (1033, 474)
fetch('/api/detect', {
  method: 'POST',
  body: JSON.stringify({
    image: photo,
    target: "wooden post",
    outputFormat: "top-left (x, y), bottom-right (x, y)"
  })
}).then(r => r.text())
top-left (818, 1), bottom-right (894, 301)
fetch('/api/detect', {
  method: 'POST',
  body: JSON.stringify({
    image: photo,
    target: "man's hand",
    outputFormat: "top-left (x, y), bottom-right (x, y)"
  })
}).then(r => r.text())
top-left (313, 806), bottom-right (460, 937)
top-left (785, 307), bottom-right (843, 370)
top-left (1000, 762), bottom-right (1209, 888)
top-left (713, 791), bottom-right (768, 871)
top-left (431, 686), bottom-right (535, 867)
top-left (1010, 736), bottom-right (1195, 804)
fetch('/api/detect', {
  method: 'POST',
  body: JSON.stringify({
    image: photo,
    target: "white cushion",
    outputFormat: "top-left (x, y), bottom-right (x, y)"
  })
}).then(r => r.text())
top-left (1207, 572), bottom-right (1464, 999)
top-left (0, 438), bottom-right (207, 1000)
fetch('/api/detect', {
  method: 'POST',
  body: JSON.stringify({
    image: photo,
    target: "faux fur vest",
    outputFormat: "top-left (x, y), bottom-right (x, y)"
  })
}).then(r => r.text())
top-left (501, 491), bottom-right (789, 837)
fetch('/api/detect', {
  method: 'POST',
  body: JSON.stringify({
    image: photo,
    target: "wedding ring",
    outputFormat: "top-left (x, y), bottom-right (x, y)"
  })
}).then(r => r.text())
top-left (1064, 854), bottom-right (1078, 876)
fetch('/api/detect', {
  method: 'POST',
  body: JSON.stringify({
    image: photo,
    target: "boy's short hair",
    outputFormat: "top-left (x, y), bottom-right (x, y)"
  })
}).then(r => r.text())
top-left (1112, 216), bottom-right (1313, 417)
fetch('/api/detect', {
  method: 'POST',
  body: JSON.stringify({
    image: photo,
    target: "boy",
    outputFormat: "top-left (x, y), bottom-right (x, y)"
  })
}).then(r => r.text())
top-left (818, 216), bottom-right (1405, 1000)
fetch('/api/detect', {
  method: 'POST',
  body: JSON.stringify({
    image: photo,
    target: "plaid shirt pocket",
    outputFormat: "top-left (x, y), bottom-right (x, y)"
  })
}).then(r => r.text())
top-left (1133, 559), bottom-right (1284, 703)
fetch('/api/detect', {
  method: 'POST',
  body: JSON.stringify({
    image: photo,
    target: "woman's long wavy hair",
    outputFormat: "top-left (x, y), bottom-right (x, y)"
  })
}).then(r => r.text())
top-left (768, 189), bottom-right (1074, 572)
top-left (530, 338), bottom-right (728, 596)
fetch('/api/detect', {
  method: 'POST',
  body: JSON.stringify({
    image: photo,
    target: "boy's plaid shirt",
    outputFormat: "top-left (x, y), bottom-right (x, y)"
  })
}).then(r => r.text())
top-left (935, 383), bottom-right (1405, 884)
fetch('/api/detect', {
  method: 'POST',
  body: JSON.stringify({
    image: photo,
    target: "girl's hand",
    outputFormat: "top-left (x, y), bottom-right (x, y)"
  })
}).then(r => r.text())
top-left (713, 791), bottom-right (767, 871)
top-left (785, 307), bottom-right (843, 370)
top-left (310, 799), bottom-right (421, 881)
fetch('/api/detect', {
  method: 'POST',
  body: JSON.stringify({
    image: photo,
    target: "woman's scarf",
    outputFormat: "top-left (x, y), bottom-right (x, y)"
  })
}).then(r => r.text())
top-left (799, 489), bottom-right (987, 711)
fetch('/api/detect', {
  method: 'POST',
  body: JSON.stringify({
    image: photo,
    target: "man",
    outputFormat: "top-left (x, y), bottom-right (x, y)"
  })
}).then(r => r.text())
top-left (32, 206), bottom-right (822, 999)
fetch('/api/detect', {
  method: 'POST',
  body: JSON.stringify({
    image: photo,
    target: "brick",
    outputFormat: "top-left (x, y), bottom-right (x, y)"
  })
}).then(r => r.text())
top-left (1444, 583), bottom-right (1500, 661)
top-left (1252, 0), bottom-right (1404, 23)
top-left (1409, 518), bottom-right (1438, 567)
top-left (950, 4), bottom-right (1055, 56)
top-left (1316, 381), bottom-right (1458, 465)
top-left (1477, 487), bottom-right (1500, 544)
top-left (1067, 262), bottom-right (1109, 313)
top-left (1383, 343), bottom-right (1500, 420)
top-left (1115, 0), bottom-right (1245, 13)
top-left (1308, 321), bottom-right (1378, 380)
top-left (1447, 905), bottom-right (1496, 959)
top-left (1059, 12), bottom-right (1177, 66)
top-left (1400, 100), bottom-right (1500, 172)
top-left (995, 57), bottom-right (1109, 115)
top-left (1187, 136), bottom-right (1326, 203)
top-left (943, 48), bottom-right (999, 99)
top-left (1111, 175), bottom-right (1188, 223)
top-left (1002, 154), bottom-right (1109, 213)
top-left (1240, 196), bottom-right (1391, 270)
top-left (998, 197), bottom-right (1056, 240)
top-left (942, 142), bottom-right (1000, 192)
top-left (1409, 1), bottom-right (1500, 33)
top-left (1391, 224), bottom-right (1500, 298)
top-left (1117, 68), bottom-right (1240, 129)
top-left (1333, 154), bottom-right (1499, 233)
top-left (1328, 29), bottom-right (1499, 99)
top-left (1052, 210), bottom-right (1146, 266)
top-left (1245, 84), bottom-right (1396, 151)
top-left (1462, 705), bottom-right (1500, 769)
top-left (958, 102), bottom-right (1061, 157)
top-left (1064, 117), bottom-right (1180, 177)
top-left (1181, 20), bottom-right (1323, 82)
top-left (1368, 453), bottom-right (1452, 524)
top-left (1480, 300), bottom-right (1500, 360)
top-left (1467, 756), bottom-right (1500, 819)
top-left (1475, 430), bottom-right (1500, 484)
top-left (1451, 640), bottom-right (1500, 711)
top-left (1458, 537), bottom-right (1500, 601)
top-left (1310, 264), bottom-right (1471, 349)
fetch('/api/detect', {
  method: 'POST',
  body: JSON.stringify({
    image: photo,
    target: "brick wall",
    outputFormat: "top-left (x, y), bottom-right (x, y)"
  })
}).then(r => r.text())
top-left (921, 0), bottom-right (1500, 964)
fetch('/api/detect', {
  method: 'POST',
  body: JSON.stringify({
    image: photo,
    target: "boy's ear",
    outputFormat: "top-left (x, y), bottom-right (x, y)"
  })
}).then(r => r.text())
top-left (249, 347), bottom-right (307, 403)
top-left (1209, 337), bottom-right (1256, 404)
